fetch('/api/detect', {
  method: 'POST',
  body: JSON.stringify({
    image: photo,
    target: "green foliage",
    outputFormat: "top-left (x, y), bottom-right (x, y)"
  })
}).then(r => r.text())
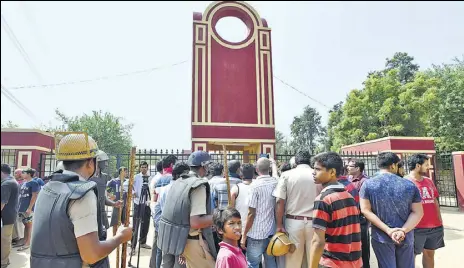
top-left (275, 130), bottom-right (292, 154)
top-left (329, 52), bottom-right (464, 152)
top-left (54, 109), bottom-right (133, 154)
top-left (385, 52), bottom-right (420, 84)
top-left (1, 120), bottom-right (19, 128)
top-left (290, 105), bottom-right (323, 154)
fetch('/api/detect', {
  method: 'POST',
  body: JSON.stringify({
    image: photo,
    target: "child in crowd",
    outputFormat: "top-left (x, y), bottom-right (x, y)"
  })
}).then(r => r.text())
top-left (213, 208), bottom-right (247, 268)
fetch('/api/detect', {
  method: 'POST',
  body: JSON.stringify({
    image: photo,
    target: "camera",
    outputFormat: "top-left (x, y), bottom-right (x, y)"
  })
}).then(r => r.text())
top-left (142, 175), bottom-right (150, 185)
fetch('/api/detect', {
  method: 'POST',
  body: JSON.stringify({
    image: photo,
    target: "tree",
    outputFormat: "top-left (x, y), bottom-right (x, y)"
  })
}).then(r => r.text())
top-left (327, 102), bottom-right (343, 151)
top-left (385, 52), bottom-right (420, 84)
top-left (422, 60), bottom-right (464, 151)
top-left (329, 53), bottom-right (464, 152)
top-left (275, 130), bottom-right (291, 155)
top-left (54, 109), bottom-right (133, 154)
top-left (290, 105), bottom-right (323, 154)
top-left (1, 121), bottom-right (19, 128)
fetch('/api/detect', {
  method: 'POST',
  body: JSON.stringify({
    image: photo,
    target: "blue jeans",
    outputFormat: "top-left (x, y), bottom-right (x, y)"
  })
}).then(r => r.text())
top-left (246, 237), bottom-right (276, 268)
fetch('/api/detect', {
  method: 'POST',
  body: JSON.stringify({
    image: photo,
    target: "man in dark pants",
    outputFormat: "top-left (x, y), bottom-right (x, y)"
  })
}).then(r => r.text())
top-left (347, 159), bottom-right (371, 268)
top-left (131, 161), bottom-right (152, 255)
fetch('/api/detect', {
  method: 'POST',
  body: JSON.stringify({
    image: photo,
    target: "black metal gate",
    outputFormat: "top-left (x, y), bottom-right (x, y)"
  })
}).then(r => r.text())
top-left (434, 152), bottom-right (458, 207)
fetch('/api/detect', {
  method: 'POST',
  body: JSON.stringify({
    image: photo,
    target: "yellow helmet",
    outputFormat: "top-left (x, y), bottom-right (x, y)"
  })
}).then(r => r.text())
top-left (266, 232), bottom-right (295, 257)
top-left (55, 132), bottom-right (99, 161)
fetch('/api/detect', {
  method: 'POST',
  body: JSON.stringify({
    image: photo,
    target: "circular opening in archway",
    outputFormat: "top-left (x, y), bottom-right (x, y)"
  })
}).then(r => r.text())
top-left (214, 16), bottom-right (250, 43)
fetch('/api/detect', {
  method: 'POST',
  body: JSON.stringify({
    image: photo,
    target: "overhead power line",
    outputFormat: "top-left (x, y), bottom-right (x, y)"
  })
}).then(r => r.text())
top-left (1, 13), bottom-right (43, 82)
top-left (273, 75), bottom-right (331, 110)
top-left (7, 60), bottom-right (189, 90)
top-left (1, 84), bottom-right (39, 123)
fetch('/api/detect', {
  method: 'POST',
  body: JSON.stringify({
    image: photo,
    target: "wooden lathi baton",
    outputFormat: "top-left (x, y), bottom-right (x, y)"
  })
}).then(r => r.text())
top-left (115, 165), bottom-right (125, 268)
top-left (121, 146), bottom-right (136, 268)
top-left (222, 145), bottom-right (232, 207)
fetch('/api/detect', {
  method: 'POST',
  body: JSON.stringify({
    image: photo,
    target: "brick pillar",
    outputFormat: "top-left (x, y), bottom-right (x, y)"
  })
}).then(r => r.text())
top-left (452, 152), bottom-right (464, 211)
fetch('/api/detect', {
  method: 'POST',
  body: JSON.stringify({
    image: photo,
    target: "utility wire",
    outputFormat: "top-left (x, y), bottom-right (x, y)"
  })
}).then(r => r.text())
top-left (7, 60), bottom-right (189, 90)
top-left (1, 13), bottom-right (43, 82)
top-left (273, 75), bottom-right (331, 110)
top-left (1, 84), bottom-right (39, 123)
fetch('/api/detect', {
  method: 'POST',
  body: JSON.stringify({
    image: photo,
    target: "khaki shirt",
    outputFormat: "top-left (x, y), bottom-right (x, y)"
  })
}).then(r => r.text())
top-left (64, 170), bottom-right (98, 268)
top-left (273, 164), bottom-right (317, 217)
top-left (189, 185), bottom-right (207, 236)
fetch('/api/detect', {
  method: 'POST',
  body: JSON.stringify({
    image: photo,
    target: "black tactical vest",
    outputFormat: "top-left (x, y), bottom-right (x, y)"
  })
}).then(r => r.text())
top-left (30, 172), bottom-right (109, 268)
top-left (89, 172), bottom-right (111, 229)
top-left (157, 173), bottom-right (217, 259)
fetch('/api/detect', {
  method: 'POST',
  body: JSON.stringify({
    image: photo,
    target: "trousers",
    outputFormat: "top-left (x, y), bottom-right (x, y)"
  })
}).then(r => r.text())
top-left (1, 224), bottom-right (14, 266)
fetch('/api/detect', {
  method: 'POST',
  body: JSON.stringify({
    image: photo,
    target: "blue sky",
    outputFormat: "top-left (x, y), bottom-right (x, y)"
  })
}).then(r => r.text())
top-left (1, 1), bottom-right (463, 150)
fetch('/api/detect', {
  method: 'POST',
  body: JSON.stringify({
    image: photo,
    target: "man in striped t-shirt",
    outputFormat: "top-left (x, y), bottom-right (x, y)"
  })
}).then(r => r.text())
top-left (309, 152), bottom-right (362, 268)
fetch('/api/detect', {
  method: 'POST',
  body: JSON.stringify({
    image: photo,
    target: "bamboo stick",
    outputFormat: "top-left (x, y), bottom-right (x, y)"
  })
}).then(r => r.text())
top-left (121, 146), bottom-right (136, 268)
top-left (222, 145), bottom-right (232, 207)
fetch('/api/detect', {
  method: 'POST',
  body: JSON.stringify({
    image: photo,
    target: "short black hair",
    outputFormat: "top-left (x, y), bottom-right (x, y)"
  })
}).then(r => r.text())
top-left (163, 155), bottom-right (178, 169)
top-left (398, 160), bottom-right (404, 169)
top-left (311, 152), bottom-right (344, 177)
top-left (241, 163), bottom-right (254, 180)
top-left (349, 159), bottom-right (365, 173)
top-left (407, 154), bottom-right (429, 170)
top-left (140, 161), bottom-right (149, 168)
top-left (213, 208), bottom-right (241, 239)
top-left (228, 160), bottom-right (241, 174)
top-left (172, 162), bottom-right (190, 180)
top-left (377, 152), bottom-right (400, 169)
top-left (1, 163), bottom-right (11, 175)
top-left (23, 168), bottom-right (35, 177)
top-left (295, 150), bottom-right (311, 165)
top-left (280, 163), bottom-right (292, 173)
top-left (208, 162), bottom-right (224, 177)
top-left (156, 161), bottom-right (163, 172)
top-left (118, 166), bottom-right (127, 175)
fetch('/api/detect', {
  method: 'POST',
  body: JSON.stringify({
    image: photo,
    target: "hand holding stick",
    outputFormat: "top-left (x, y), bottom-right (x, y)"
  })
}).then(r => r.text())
top-left (121, 147), bottom-right (136, 268)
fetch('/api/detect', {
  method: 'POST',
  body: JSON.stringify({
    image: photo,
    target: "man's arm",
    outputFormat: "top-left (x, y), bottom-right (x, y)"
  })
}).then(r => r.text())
top-left (243, 207), bottom-right (256, 237)
top-left (189, 186), bottom-right (213, 229)
top-left (1, 184), bottom-right (11, 211)
top-left (230, 185), bottom-right (239, 208)
top-left (360, 198), bottom-right (395, 234)
top-left (309, 229), bottom-right (325, 268)
top-left (310, 197), bottom-right (331, 268)
top-left (26, 183), bottom-right (39, 213)
top-left (270, 158), bottom-right (278, 178)
top-left (435, 198), bottom-right (443, 223)
top-left (400, 202), bottom-right (424, 233)
top-left (275, 198), bottom-right (286, 232)
top-left (77, 231), bottom-right (125, 264)
top-left (273, 175), bottom-right (287, 232)
top-left (71, 191), bottom-right (132, 264)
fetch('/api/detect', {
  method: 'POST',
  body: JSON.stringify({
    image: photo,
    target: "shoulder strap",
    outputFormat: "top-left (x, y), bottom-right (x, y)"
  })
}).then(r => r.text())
top-left (236, 183), bottom-right (240, 198)
top-left (66, 180), bottom-right (98, 200)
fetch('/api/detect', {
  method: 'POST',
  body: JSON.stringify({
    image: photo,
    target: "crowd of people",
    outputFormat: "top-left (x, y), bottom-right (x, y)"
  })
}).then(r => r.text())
top-left (0, 132), bottom-right (445, 268)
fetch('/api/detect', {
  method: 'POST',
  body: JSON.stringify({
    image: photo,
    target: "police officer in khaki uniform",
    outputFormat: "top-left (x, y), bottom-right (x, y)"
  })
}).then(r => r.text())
top-left (30, 132), bottom-right (132, 268)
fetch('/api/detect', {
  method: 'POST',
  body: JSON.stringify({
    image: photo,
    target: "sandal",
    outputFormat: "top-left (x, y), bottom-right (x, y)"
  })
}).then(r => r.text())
top-left (12, 243), bottom-right (24, 248)
top-left (17, 245), bottom-right (30, 251)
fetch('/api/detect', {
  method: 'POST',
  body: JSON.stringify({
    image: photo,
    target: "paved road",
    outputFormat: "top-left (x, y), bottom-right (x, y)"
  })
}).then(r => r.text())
top-left (7, 208), bottom-right (463, 268)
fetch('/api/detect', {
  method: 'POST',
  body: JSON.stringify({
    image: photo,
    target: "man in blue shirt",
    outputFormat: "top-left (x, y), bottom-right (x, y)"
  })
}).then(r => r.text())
top-left (31, 169), bottom-right (45, 190)
top-left (360, 152), bottom-right (423, 268)
top-left (15, 168), bottom-right (39, 251)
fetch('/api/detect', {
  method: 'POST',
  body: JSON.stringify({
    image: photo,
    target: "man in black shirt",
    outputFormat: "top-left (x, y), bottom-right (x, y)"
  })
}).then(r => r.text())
top-left (1, 164), bottom-right (20, 268)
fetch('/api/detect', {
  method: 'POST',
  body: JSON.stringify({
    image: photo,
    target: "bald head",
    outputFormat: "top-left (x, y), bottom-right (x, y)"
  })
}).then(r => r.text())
top-left (14, 169), bottom-right (22, 180)
top-left (256, 158), bottom-right (271, 175)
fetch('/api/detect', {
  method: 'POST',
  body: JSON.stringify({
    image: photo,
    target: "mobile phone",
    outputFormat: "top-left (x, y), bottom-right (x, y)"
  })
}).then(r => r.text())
top-left (259, 153), bottom-right (270, 159)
